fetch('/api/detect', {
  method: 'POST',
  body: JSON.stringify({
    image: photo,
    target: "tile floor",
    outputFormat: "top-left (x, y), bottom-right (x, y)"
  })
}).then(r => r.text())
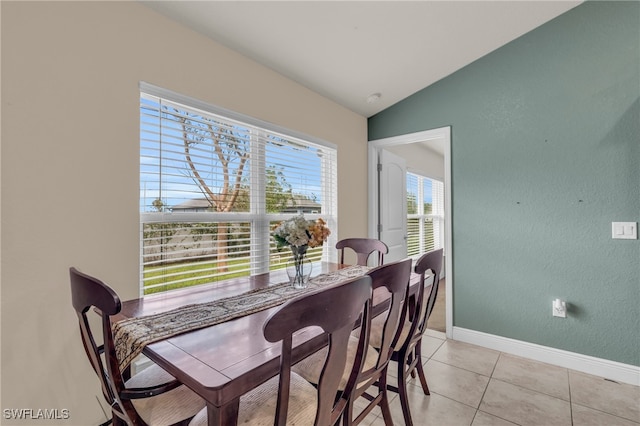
top-left (355, 330), bottom-right (640, 426)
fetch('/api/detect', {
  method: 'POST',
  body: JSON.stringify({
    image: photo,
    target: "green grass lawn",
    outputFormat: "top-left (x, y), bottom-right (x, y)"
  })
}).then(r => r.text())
top-left (143, 250), bottom-right (321, 295)
top-left (144, 258), bottom-right (252, 294)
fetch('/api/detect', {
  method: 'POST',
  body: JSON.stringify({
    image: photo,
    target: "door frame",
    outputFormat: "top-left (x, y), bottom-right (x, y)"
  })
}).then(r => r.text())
top-left (368, 126), bottom-right (453, 338)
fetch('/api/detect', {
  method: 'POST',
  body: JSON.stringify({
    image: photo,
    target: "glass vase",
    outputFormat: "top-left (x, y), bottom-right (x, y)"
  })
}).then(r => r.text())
top-left (287, 245), bottom-right (312, 289)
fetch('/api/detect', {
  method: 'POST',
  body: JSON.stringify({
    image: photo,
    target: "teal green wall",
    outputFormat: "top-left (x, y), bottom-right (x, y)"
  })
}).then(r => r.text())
top-left (369, 1), bottom-right (639, 366)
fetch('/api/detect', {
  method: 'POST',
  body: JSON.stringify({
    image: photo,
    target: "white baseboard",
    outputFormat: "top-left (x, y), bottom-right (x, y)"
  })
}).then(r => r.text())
top-left (452, 327), bottom-right (640, 386)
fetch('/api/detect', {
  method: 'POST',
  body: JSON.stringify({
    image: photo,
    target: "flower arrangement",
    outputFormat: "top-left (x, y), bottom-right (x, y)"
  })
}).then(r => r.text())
top-left (273, 215), bottom-right (330, 288)
top-left (272, 215), bottom-right (331, 249)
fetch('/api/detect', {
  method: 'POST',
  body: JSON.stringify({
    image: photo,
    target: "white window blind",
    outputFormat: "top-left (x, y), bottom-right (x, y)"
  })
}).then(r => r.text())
top-left (406, 172), bottom-right (444, 257)
top-left (140, 84), bottom-right (337, 295)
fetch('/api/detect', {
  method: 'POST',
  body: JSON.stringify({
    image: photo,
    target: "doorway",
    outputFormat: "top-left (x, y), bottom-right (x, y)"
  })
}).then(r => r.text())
top-left (368, 126), bottom-right (452, 338)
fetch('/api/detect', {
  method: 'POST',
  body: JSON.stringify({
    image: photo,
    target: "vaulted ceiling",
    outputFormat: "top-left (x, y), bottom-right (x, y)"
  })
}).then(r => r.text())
top-left (142, 1), bottom-right (581, 118)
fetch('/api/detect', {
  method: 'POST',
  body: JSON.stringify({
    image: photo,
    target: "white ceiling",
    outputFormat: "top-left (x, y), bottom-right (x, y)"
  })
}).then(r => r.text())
top-left (142, 1), bottom-right (581, 118)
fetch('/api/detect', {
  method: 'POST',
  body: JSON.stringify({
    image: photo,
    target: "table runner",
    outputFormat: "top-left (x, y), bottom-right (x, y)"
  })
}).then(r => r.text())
top-left (113, 265), bottom-right (371, 371)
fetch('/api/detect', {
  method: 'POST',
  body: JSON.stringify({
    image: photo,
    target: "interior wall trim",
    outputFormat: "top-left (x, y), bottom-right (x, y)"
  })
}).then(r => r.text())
top-left (452, 327), bottom-right (640, 386)
top-left (368, 126), bottom-right (453, 339)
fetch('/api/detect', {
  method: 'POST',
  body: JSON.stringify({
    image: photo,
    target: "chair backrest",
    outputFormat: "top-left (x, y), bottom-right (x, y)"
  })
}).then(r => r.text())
top-left (403, 249), bottom-right (444, 350)
top-left (359, 259), bottom-right (412, 385)
top-left (263, 275), bottom-right (372, 426)
top-left (336, 238), bottom-right (389, 267)
top-left (69, 267), bottom-right (139, 425)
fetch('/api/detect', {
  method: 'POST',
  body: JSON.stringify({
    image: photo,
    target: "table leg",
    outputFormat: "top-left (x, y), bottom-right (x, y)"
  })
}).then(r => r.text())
top-left (207, 399), bottom-right (240, 426)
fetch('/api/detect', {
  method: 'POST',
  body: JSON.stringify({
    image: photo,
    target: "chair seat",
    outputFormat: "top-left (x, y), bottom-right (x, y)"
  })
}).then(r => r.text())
top-left (128, 363), bottom-right (206, 426)
top-left (292, 334), bottom-right (378, 390)
top-left (189, 373), bottom-right (317, 426)
top-left (366, 314), bottom-right (412, 351)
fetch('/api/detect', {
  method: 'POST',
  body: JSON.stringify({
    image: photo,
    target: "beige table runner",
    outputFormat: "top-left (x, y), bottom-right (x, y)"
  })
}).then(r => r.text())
top-left (113, 265), bottom-right (371, 370)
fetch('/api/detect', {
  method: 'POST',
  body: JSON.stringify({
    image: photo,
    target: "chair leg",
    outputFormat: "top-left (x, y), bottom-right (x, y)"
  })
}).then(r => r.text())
top-left (111, 414), bottom-right (127, 426)
top-left (403, 348), bottom-right (413, 379)
top-left (396, 353), bottom-right (414, 426)
top-left (409, 354), bottom-right (417, 379)
top-left (378, 370), bottom-right (394, 426)
top-left (415, 360), bottom-right (430, 395)
top-left (414, 339), bottom-right (430, 395)
top-left (342, 399), bottom-right (354, 426)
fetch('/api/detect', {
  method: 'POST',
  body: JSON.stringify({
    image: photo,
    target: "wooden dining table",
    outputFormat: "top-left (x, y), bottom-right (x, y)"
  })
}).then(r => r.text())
top-left (116, 262), bottom-right (424, 426)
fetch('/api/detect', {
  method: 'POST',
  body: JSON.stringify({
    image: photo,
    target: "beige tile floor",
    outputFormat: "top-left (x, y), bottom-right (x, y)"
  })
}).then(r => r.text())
top-left (354, 330), bottom-right (640, 426)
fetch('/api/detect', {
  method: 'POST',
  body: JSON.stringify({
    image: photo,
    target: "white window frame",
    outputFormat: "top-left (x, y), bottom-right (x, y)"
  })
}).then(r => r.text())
top-left (139, 82), bottom-right (338, 296)
top-left (406, 171), bottom-right (445, 258)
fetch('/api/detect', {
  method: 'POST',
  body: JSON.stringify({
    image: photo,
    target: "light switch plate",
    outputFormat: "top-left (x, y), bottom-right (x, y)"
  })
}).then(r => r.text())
top-left (612, 222), bottom-right (638, 240)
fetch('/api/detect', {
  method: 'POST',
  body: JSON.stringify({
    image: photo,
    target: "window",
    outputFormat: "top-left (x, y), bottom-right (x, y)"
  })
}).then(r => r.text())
top-left (406, 173), bottom-right (444, 257)
top-left (140, 84), bottom-right (337, 295)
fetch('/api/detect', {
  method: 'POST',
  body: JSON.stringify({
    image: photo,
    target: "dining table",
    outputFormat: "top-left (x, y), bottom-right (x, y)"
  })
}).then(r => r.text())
top-left (115, 262), bottom-right (426, 426)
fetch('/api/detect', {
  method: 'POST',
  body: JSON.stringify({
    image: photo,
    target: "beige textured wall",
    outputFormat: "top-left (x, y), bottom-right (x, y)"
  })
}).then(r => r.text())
top-left (1, 2), bottom-right (367, 424)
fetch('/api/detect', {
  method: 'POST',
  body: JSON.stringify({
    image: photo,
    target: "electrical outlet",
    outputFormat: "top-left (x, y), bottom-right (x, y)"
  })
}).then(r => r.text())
top-left (553, 299), bottom-right (567, 318)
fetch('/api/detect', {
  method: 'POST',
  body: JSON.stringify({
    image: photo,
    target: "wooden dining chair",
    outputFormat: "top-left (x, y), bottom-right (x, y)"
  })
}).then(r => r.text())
top-left (336, 238), bottom-right (389, 267)
top-left (70, 267), bottom-right (205, 426)
top-left (189, 275), bottom-right (373, 426)
top-left (293, 258), bottom-right (412, 426)
top-left (379, 248), bottom-right (443, 426)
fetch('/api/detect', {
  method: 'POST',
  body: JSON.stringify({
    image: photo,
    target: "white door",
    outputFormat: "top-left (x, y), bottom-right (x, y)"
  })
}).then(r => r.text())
top-left (379, 149), bottom-right (407, 262)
